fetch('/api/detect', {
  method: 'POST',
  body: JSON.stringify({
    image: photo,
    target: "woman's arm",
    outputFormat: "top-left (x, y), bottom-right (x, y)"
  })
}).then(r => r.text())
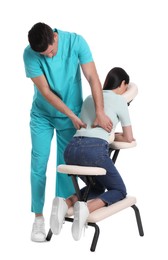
top-left (114, 125), bottom-right (135, 142)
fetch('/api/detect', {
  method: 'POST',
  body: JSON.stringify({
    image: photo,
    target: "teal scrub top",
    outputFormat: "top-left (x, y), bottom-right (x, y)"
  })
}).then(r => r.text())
top-left (23, 29), bottom-right (93, 117)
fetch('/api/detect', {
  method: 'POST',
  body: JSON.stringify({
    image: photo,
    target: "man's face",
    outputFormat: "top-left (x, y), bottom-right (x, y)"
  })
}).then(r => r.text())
top-left (40, 33), bottom-right (58, 58)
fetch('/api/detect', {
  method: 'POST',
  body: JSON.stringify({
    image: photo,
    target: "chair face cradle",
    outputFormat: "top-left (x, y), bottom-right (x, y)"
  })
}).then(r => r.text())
top-left (46, 83), bottom-right (144, 251)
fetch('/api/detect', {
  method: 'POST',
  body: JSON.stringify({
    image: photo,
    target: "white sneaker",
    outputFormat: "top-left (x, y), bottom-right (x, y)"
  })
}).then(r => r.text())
top-left (71, 201), bottom-right (89, 241)
top-left (31, 216), bottom-right (46, 242)
top-left (50, 197), bottom-right (68, 235)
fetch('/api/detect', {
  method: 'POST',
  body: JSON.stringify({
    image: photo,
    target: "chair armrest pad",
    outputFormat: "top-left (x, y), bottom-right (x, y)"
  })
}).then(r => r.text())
top-left (109, 140), bottom-right (137, 150)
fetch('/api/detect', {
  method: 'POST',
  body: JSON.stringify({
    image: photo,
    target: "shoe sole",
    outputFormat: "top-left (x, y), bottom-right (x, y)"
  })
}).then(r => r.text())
top-left (50, 198), bottom-right (66, 235)
top-left (71, 202), bottom-right (89, 241)
top-left (31, 236), bottom-right (46, 242)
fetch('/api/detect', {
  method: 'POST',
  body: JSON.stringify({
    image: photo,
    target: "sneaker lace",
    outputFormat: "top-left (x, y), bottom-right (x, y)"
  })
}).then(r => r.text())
top-left (33, 222), bottom-right (45, 234)
top-left (83, 222), bottom-right (88, 237)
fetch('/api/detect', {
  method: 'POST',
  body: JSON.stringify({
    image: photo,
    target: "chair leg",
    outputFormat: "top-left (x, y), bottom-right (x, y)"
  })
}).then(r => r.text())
top-left (65, 217), bottom-right (99, 252)
top-left (46, 217), bottom-right (100, 252)
top-left (88, 222), bottom-right (100, 252)
top-left (65, 216), bottom-right (74, 224)
top-left (131, 205), bottom-right (144, 236)
top-left (46, 218), bottom-right (73, 241)
top-left (46, 228), bottom-right (53, 241)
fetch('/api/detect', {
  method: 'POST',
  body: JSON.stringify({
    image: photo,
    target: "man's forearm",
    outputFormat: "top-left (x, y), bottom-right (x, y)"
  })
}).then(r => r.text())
top-left (90, 77), bottom-right (105, 115)
top-left (44, 89), bottom-right (74, 117)
top-left (81, 62), bottom-right (112, 132)
top-left (82, 62), bottom-right (104, 114)
top-left (31, 75), bottom-right (75, 118)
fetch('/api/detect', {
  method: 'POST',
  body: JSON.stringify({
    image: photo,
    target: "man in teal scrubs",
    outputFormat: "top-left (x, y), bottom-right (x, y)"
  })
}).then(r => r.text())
top-left (23, 22), bottom-right (112, 242)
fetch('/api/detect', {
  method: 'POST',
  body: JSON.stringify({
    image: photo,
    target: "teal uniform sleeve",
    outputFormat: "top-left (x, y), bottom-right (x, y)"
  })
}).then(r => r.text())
top-left (23, 47), bottom-right (44, 78)
top-left (77, 35), bottom-right (93, 64)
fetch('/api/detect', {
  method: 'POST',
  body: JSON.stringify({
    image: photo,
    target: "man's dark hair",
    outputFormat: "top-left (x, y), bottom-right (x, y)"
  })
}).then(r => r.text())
top-left (28, 22), bottom-right (54, 52)
top-left (103, 67), bottom-right (130, 90)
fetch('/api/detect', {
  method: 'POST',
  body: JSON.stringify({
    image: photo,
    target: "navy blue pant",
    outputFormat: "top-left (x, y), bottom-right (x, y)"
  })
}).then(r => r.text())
top-left (64, 137), bottom-right (127, 205)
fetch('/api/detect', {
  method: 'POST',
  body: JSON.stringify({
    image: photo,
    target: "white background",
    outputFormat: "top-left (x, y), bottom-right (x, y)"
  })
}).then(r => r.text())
top-left (1, 0), bottom-right (167, 259)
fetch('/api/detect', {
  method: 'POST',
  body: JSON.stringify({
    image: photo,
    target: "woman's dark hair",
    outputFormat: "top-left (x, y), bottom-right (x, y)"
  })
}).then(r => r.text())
top-left (103, 67), bottom-right (130, 90)
top-left (28, 22), bottom-right (54, 52)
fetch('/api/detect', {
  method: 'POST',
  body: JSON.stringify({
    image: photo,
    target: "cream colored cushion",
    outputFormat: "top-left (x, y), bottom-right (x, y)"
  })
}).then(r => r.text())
top-left (110, 140), bottom-right (137, 150)
top-left (57, 164), bottom-right (106, 176)
top-left (122, 82), bottom-right (138, 103)
top-left (66, 196), bottom-right (136, 223)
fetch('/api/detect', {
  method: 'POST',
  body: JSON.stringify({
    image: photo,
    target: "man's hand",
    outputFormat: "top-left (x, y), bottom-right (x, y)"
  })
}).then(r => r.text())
top-left (71, 114), bottom-right (87, 130)
top-left (92, 112), bottom-right (113, 133)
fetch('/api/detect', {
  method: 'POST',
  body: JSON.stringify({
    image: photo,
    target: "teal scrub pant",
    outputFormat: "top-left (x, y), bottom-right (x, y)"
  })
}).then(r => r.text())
top-left (30, 112), bottom-right (76, 213)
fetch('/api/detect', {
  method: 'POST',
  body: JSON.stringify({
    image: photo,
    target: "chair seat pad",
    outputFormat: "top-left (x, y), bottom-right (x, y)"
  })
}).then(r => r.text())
top-left (58, 164), bottom-right (106, 176)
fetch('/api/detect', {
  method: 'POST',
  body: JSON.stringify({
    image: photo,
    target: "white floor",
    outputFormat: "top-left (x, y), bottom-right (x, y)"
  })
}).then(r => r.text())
top-left (1, 201), bottom-right (167, 260)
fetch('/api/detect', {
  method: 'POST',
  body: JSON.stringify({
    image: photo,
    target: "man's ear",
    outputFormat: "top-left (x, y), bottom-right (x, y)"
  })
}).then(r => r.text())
top-left (53, 32), bottom-right (58, 41)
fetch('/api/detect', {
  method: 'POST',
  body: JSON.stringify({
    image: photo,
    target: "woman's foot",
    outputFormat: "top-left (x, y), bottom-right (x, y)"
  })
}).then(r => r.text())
top-left (50, 197), bottom-right (68, 235)
top-left (71, 201), bottom-right (89, 241)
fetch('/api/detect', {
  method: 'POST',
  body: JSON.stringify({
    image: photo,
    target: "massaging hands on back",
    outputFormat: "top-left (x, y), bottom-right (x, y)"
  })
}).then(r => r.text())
top-left (70, 112), bottom-right (113, 133)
